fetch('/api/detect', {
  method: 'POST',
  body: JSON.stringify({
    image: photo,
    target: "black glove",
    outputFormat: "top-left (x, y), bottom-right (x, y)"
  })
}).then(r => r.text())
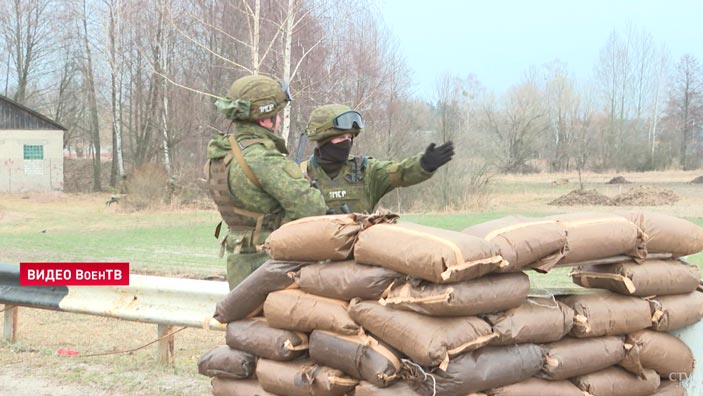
top-left (420, 141), bottom-right (454, 172)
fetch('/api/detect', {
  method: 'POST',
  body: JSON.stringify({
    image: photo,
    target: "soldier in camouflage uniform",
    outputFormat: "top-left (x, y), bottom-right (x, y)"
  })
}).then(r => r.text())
top-left (206, 75), bottom-right (327, 289)
top-left (302, 104), bottom-right (454, 213)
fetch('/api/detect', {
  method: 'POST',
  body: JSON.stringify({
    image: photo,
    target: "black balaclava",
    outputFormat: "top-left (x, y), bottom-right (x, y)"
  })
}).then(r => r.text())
top-left (315, 139), bottom-right (352, 178)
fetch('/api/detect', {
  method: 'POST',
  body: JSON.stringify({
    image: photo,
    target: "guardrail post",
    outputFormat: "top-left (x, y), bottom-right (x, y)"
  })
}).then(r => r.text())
top-left (3, 305), bottom-right (18, 343)
top-left (157, 324), bottom-right (174, 365)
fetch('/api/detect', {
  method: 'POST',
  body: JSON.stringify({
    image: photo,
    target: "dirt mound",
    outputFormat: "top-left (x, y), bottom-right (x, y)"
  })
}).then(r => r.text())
top-left (548, 189), bottom-right (614, 206)
top-left (612, 186), bottom-right (680, 206)
top-left (63, 159), bottom-right (112, 193)
top-left (607, 176), bottom-right (631, 184)
top-left (690, 176), bottom-right (703, 184)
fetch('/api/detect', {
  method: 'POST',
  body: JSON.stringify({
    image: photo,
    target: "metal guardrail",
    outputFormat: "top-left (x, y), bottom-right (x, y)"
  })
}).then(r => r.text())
top-left (1, 263), bottom-right (228, 363)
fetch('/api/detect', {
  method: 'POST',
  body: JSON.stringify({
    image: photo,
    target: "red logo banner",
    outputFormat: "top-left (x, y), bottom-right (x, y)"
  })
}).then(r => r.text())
top-left (19, 262), bottom-right (130, 286)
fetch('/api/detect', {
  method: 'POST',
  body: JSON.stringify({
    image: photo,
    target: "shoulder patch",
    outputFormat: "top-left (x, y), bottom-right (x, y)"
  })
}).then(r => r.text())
top-left (283, 161), bottom-right (304, 179)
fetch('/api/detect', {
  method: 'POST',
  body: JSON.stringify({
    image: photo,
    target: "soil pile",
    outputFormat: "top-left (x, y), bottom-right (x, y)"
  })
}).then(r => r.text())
top-left (612, 186), bottom-right (680, 206)
top-left (607, 176), bottom-right (631, 184)
top-left (548, 189), bottom-right (614, 206)
top-left (63, 159), bottom-right (112, 193)
top-left (690, 176), bottom-right (703, 184)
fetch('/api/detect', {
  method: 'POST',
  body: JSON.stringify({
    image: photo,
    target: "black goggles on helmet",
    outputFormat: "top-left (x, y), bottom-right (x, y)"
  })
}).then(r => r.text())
top-left (279, 80), bottom-right (292, 102)
top-left (317, 110), bottom-right (364, 132)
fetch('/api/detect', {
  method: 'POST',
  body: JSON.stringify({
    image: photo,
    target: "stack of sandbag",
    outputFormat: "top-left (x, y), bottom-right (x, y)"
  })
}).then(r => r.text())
top-left (201, 213), bottom-right (397, 396)
top-left (198, 211), bottom-right (702, 396)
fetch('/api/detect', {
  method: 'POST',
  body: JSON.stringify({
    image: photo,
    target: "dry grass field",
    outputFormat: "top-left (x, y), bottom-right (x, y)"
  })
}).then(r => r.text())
top-left (1, 169), bottom-right (702, 395)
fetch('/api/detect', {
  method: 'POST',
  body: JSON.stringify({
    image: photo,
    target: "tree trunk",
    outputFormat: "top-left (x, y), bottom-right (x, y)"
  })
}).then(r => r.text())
top-left (82, 0), bottom-right (101, 191)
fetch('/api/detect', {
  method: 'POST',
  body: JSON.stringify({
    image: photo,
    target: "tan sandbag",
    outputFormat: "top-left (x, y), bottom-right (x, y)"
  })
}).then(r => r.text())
top-left (484, 297), bottom-right (574, 346)
top-left (211, 378), bottom-right (278, 396)
top-left (417, 344), bottom-right (543, 396)
top-left (462, 215), bottom-right (568, 272)
top-left (649, 380), bottom-right (686, 396)
top-left (348, 300), bottom-right (495, 368)
top-left (619, 211), bottom-right (703, 257)
top-left (570, 259), bottom-right (701, 296)
top-left (353, 381), bottom-right (423, 396)
top-left (197, 346), bottom-right (256, 379)
top-left (256, 359), bottom-right (358, 396)
top-left (264, 289), bottom-right (359, 335)
top-left (214, 260), bottom-right (306, 323)
top-left (559, 293), bottom-right (652, 337)
top-left (380, 272), bottom-right (529, 317)
top-left (572, 366), bottom-right (660, 396)
top-left (310, 330), bottom-right (401, 387)
top-left (486, 377), bottom-right (585, 396)
top-left (354, 222), bottom-right (505, 283)
top-left (264, 213), bottom-right (397, 261)
top-left (548, 212), bottom-right (647, 264)
top-left (620, 330), bottom-right (694, 378)
top-left (649, 290), bottom-right (703, 331)
top-left (295, 260), bottom-right (402, 301)
top-left (538, 336), bottom-right (626, 380)
top-left (225, 317), bottom-right (308, 361)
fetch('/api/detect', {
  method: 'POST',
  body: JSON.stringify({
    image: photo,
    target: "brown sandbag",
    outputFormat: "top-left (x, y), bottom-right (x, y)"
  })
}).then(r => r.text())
top-left (620, 330), bottom-right (694, 378)
top-left (310, 330), bottom-right (401, 387)
top-left (197, 346), bottom-right (256, 379)
top-left (214, 260), bottom-right (306, 323)
top-left (648, 381), bottom-right (686, 396)
top-left (264, 213), bottom-right (397, 261)
top-left (225, 317), bottom-right (308, 361)
top-left (572, 366), bottom-right (660, 396)
top-left (256, 359), bottom-right (358, 396)
top-left (211, 378), bottom-right (278, 396)
top-left (559, 293), bottom-right (652, 337)
top-left (570, 259), bottom-right (701, 296)
top-left (484, 297), bottom-right (574, 346)
top-left (348, 300), bottom-right (495, 368)
top-left (548, 212), bottom-right (647, 264)
top-left (486, 377), bottom-right (585, 396)
top-left (649, 290), bottom-right (703, 331)
top-left (619, 210), bottom-right (703, 257)
top-left (354, 222), bottom-right (506, 283)
top-left (264, 289), bottom-right (359, 335)
top-left (538, 336), bottom-right (626, 380)
top-left (462, 215), bottom-right (568, 272)
top-left (353, 381), bottom-right (423, 396)
top-left (417, 344), bottom-right (543, 396)
top-left (295, 260), bottom-right (402, 301)
top-left (379, 272), bottom-right (529, 317)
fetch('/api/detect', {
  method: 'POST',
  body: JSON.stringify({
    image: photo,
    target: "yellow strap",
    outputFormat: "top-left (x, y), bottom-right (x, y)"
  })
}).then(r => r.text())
top-left (388, 163), bottom-right (401, 187)
top-left (228, 135), bottom-right (263, 189)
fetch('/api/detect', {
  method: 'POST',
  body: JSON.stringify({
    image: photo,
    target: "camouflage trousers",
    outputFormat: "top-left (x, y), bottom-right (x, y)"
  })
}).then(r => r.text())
top-left (224, 228), bottom-right (271, 290)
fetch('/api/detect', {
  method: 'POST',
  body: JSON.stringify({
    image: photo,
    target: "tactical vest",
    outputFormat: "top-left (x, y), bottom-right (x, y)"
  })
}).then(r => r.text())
top-left (206, 136), bottom-right (282, 246)
top-left (303, 155), bottom-right (374, 214)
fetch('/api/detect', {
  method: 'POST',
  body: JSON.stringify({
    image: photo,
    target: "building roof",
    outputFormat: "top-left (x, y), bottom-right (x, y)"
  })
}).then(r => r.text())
top-left (0, 94), bottom-right (67, 131)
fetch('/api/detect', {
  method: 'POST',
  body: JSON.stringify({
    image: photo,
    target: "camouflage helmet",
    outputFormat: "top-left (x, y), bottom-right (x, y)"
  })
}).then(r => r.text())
top-left (215, 75), bottom-right (291, 122)
top-left (306, 104), bottom-right (363, 142)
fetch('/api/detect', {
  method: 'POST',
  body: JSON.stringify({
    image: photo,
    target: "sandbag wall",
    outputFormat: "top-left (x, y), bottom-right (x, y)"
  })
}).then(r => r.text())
top-left (199, 211), bottom-right (703, 396)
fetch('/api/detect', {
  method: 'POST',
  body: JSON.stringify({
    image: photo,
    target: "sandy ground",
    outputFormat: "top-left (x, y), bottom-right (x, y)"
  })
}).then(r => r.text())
top-left (0, 364), bottom-right (108, 396)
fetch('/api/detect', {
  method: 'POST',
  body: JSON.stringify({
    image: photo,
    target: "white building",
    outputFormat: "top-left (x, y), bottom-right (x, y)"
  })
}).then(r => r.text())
top-left (0, 95), bottom-right (66, 192)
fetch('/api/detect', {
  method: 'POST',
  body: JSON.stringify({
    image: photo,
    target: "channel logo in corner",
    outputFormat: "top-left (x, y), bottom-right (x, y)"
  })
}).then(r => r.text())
top-left (19, 262), bottom-right (130, 286)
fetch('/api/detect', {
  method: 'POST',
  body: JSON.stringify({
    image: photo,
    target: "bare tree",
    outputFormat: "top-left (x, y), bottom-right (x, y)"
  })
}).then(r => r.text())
top-left (0, 0), bottom-right (54, 104)
top-left (669, 54), bottom-right (703, 170)
top-left (484, 79), bottom-right (548, 173)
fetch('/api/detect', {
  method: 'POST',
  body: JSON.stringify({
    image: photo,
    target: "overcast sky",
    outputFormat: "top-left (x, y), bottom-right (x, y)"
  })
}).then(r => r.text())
top-left (379, 0), bottom-right (703, 98)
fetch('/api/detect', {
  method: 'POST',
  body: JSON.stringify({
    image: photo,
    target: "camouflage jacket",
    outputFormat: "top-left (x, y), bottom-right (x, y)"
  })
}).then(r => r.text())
top-left (303, 153), bottom-right (433, 214)
top-left (208, 123), bottom-right (327, 225)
